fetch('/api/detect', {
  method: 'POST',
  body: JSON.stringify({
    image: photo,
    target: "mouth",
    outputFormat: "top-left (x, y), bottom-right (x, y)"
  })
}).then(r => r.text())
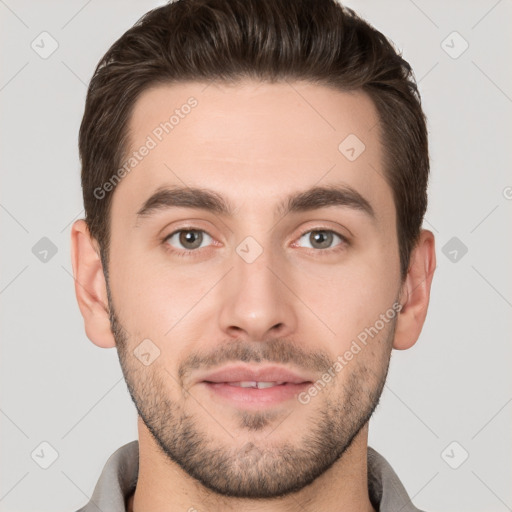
top-left (196, 364), bottom-right (313, 408)
top-left (198, 363), bottom-right (313, 385)
top-left (214, 381), bottom-right (290, 388)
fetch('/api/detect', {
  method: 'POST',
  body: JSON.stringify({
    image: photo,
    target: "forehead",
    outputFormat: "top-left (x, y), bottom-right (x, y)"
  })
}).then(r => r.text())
top-left (111, 80), bottom-right (394, 226)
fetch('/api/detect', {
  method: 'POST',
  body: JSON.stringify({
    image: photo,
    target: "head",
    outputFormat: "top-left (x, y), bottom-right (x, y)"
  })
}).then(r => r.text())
top-left (72, 0), bottom-right (435, 500)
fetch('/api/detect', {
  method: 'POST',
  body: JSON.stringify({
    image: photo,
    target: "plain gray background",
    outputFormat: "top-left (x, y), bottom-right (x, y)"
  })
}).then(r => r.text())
top-left (1, 1), bottom-right (511, 511)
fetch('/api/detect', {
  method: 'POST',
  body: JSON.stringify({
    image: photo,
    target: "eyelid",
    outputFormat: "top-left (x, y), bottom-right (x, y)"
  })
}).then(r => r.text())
top-left (157, 218), bottom-right (218, 238)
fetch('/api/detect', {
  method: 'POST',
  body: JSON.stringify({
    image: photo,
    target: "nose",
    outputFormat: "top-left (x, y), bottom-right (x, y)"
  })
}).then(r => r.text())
top-left (217, 243), bottom-right (298, 342)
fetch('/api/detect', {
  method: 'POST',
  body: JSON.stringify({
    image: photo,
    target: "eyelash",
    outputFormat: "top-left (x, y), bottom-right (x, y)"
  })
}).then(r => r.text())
top-left (162, 226), bottom-right (349, 259)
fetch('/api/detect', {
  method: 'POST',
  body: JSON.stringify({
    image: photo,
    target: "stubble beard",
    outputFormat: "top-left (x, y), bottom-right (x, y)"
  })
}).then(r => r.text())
top-left (109, 297), bottom-right (394, 499)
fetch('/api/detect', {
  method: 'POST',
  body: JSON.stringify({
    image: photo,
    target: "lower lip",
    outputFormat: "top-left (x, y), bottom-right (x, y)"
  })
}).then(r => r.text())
top-left (201, 382), bottom-right (311, 407)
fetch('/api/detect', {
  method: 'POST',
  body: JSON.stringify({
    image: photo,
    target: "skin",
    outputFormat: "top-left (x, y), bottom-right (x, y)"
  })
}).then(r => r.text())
top-left (71, 80), bottom-right (436, 512)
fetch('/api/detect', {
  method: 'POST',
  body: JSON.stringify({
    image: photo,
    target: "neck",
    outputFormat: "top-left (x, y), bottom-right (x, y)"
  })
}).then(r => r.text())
top-left (127, 417), bottom-right (376, 512)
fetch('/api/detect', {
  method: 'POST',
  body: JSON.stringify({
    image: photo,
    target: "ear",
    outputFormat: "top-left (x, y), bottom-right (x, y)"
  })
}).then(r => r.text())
top-left (70, 219), bottom-right (116, 348)
top-left (393, 229), bottom-right (436, 350)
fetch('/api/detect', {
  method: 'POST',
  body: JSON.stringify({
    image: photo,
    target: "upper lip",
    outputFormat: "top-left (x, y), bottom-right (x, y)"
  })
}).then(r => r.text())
top-left (197, 364), bottom-right (313, 385)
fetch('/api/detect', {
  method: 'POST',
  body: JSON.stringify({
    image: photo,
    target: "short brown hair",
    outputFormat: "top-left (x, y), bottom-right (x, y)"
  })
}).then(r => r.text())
top-left (79, 0), bottom-right (429, 280)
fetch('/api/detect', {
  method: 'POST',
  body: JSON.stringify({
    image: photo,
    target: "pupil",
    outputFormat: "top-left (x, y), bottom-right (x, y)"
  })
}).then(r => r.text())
top-left (312, 231), bottom-right (331, 248)
top-left (181, 230), bottom-right (201, 249)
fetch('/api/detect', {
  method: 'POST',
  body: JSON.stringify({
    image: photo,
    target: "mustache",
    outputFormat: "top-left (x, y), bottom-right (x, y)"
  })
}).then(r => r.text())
top-left (178, 338), bottom-right (333, 383)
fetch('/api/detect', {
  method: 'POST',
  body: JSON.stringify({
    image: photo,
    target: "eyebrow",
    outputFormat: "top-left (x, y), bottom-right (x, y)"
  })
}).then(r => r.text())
top-left (135, 183), bottom-right (376, 223)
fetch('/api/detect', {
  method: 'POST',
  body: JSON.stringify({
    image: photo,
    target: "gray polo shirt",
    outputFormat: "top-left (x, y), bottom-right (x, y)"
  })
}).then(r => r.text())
top-left (76, 441), bottom-right (425, 511)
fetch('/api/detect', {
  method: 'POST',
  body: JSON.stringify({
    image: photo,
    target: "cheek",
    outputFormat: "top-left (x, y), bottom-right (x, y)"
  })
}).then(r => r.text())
top-left (292, 254), bottom-right (399, 343)
top-left (110, 248), bottom-right (219, 342)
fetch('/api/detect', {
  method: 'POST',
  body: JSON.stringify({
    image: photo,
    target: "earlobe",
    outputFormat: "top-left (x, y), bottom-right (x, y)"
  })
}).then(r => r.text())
top-left (70, 220), bottom-right (116, 349)
top-left (393, 229), bottom-right (436, 350)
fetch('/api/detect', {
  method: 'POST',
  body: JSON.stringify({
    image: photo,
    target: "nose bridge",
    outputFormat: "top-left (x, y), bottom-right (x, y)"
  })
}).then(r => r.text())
top-left (217, 233), bottom-right (297, 340)
top-left (235, 234), bottom-right (278, 290)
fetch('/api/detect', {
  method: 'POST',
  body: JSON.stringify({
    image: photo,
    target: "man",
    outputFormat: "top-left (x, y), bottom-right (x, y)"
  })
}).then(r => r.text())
top-left (71, 0), bottom-right (436, 510)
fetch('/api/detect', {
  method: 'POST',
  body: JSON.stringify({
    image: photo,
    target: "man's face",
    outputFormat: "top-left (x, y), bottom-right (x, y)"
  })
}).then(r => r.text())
top-left (107, 80), bottom-right (402, 498)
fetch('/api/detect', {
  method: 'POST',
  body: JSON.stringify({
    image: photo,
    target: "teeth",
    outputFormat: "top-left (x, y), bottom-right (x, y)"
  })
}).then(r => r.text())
top-left (235, 381), bottom-right (257, 388)
top-left (227, 381), bottom-right (285, 388)
top-left (256, 381), bottom-right (280, 389)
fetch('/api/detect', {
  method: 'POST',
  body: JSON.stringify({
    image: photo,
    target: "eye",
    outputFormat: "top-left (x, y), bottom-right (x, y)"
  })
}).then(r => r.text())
top-left (164, 229), bottom-right (214, 252)
top-left (295, 229), bottom-right (347, 251)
